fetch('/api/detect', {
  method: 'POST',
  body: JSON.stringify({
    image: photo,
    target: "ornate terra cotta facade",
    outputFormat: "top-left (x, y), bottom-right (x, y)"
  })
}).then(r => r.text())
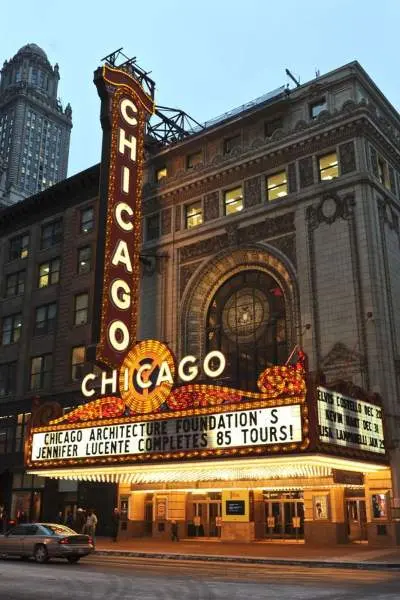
top-left (1, 60), bottom-right (400, 545)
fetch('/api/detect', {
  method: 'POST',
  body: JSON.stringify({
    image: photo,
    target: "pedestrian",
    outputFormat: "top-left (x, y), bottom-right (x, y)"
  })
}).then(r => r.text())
top-left (76, 508), bottom-right (86, 533)
top-left (1, 507), bottom-right (8, 534)
top-left (56, 511), bottom-right (64, 524)
top-left (171, 519), bottom-right (179, 542)
top-left (112, 507), bottom-right (120, 542)
top-left (85, 508), bottom-right (98, 547)
top-left (65, 511), bottom-right (74, 529)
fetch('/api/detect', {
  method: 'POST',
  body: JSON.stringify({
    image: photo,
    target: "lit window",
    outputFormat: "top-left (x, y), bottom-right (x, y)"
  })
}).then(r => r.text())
top-left (1, 314), bottom-right (22, 345)
top-left (186, 151), bottom-right (202, 169)
top-left (224, 187), bottom-right (243, 215)
top-left (156, 167), bottom-right (167, 182)
top-left (267, 171), bottom-right (288, 201)
top-left (310, 98), bottom-right (327, 119)
top-left (80, 207), bottom-right (94, 233)
top-left (146, 214), bottom-right (160, 241)
top-left (319, 152), bottom-right (338, 181)
top-left (77, 246), bottom-right (92, 274)
top-left (71, 346), bottom-right (85, 381)
top-left (74, 293), bottom-right (89, 325)
top-left (38, 258), bottom-right (60, 288)
top-left (34, 303), bottom-right (57, 336)
top-left (185, 201), bottom-right (203, 228)
top-left (224, 135), bottom-right (241, 155)
top-left (9, 234), bottom-right (29, 261)
top-left (5, 271), bottom-right (25, 297)
top-left (30, 354), bottom-right (53, 390)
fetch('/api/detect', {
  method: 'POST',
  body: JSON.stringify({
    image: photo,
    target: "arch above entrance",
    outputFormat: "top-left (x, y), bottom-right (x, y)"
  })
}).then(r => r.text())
top-left (180, 244), bottom-right (299, 358)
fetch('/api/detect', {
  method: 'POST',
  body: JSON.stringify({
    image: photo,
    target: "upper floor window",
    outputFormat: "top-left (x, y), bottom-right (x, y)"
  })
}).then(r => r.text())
top-left (377, 157), bottom-right (390, 189)
top-left (71, 346), bottom-right (85, 381)
top-left (264, 117), bottom-right (283, 137)
top-left (5, 270), bottom-right (25, 297)
top-left (224, 186), bottom-right (243, 215)
top-left (319, 152), bottom-right (339, 181)
top-left (41, 219), bottom-right (63, 249)
top-left (34, 302), bottom-right (57, 336)
top-left (77, 246), bottom-right (92, 274)
top-left (0, 362), bottom-right (17, 396)
top-left (310, 98), bottom-right (327, 119)
top-left (146, 214), bottom-right (160, 241)
top-left (224, 135), bottom-right (241, 155)
top-left (15, 412), bottom-right (31, 453)
top-left (80, 207), bottom-right (94, 233)
top-left (9, 233), bottom-right (29, 261)
top-left (30, 354), bottom-right (53, 391)
top-left (2, 313), bottom-right (22, 345)
top-left (74, 293), bottom-right (89, 326)
top-left (38, 258), bottom-right (60, 288)
top-left (156, 167), bottom-right (167, 182)
top-left (186, 151), bottom-right (202, 169)
top-left (267, 171), bottom-right (288, 201)
top-left (185, 201), bottom-right (203, 229)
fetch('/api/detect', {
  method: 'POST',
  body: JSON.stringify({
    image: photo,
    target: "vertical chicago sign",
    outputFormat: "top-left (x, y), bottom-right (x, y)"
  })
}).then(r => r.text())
top-left (92, 65), bottom-right (154, 368)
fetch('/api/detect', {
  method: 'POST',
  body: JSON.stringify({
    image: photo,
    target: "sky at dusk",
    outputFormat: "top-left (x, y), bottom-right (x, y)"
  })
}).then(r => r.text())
top-left (2, 0), bottom-right (400, 177)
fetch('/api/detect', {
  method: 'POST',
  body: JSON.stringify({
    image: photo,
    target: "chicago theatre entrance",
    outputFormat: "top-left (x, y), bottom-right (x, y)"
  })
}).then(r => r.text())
top-left (264, 492), bottom-right (304, 540)
top-left (188, 492), bottom-right (222, 538)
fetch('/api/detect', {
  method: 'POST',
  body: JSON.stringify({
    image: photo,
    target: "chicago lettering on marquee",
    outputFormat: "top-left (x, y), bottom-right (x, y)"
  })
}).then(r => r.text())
top-left (92, 65), bottom-right (154, 367)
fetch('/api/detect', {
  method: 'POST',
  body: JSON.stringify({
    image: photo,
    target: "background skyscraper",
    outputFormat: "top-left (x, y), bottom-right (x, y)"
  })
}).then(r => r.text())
top-left (0, 43), bottom-right (72, 206)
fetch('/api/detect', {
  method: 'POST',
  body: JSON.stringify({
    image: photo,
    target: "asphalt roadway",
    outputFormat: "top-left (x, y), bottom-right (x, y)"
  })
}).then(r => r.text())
top-left (0, 554), bottom-right (400, 600)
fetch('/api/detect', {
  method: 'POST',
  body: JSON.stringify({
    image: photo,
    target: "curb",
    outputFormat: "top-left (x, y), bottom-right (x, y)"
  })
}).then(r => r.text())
top-left (94, 550), bottom-right (400, 571)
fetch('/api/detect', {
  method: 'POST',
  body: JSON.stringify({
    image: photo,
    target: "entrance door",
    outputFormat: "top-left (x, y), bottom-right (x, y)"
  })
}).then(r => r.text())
top-left (144, 501), bottom-right (153, 536)
top-left (193, 500), bottom-right (221, 537)
top-left (265, 500), bottom-right (304, 539)
top-left (346, 499), bottom-right (367, 542)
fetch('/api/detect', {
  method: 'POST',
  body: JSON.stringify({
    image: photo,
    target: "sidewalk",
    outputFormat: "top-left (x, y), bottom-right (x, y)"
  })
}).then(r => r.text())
top-left (94, 537), bottom-right (400, 570)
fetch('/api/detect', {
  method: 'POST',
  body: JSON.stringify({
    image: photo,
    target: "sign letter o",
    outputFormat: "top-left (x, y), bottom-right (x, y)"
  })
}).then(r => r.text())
top-left (203, 351), bottom-right (226, 378)
top-left (108, 321), bottom-right (130, 352)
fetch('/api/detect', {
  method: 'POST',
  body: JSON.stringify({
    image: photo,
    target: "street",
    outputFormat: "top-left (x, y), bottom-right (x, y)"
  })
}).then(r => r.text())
top-left (0, 554), bottom-right (399, 600)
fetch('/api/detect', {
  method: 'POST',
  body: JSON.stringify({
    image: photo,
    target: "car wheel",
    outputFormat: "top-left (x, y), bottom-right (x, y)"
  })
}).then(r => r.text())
top-left (34, 544), bottom-right (49, 564)
top-left (20, 556), bottom-right (29, 561)
top-left (67, 556), bottom-right (80, 564)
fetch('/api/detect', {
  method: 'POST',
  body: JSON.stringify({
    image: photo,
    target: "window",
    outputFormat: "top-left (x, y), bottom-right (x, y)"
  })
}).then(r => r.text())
top-left (264, 117), bottom-right (283, 137)
top-left (224, 135), bottom-right (241, 155)
top-left (9, 234), bottom-right (29, 261)
top-left (319, 152), bottom-right (339, 181)
top-left (310, 98), bottom-right (327, 119)
top-left (224, 187), bottom-right (243, 215)
top-left (34, 303), bottom-right (57, 336)
top-left (71, 346), bottom-right (85, 381)
top-left (377, 157), bottom-right (390, 189)
top-left (41, 219), bottom-right (62, 249)
top-left (267, 171), bottom-right (288, 201)
top-left (30, 354), bottom-right (53, 390)
top-left (0, 362), bottom-right (17, 396)
top-left (156, 167), bottom-right (167, 182)
top-left (2, 314), bottom-right (22, 345)
top-left (5, 270), bottom-right (25, 297)
top-left (15, 413), bottom-right (31, 452)
top-left (74, 293), bottom-right (88, 325)
top-left (77, 246), bottom-right (92, 274)
top-left (0, 420), bottom-right (14, 454)
top-left (185, 201), bottom-right (203, 229)
top-left (38, 258), bottom-right (60, 288)
top-left (186, 151), bottom-right (202, 169)
top-left (80, 207), bottom-right (94, 233)
top-left (146, 214), bottom-right (160, 241)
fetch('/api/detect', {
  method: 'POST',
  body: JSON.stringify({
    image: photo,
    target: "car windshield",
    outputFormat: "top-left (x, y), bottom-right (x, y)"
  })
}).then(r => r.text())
top-left (40, 524), bottom-right (77, 536)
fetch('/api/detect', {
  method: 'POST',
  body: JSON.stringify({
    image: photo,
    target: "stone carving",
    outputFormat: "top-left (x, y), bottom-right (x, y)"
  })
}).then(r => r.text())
top-left (179, 233), bottom-right (229, 263)
top-left (294, 119), bottom-right (307, 132)
top-left (377, 198), bottom-right (399, 233)
top-left (388, 165), bottom-right (396, 194)
top-left (175, 205), bottom-right (181, 231)
top-left (341, 99), bottom-right (357, 113)
top-left (288, 163), bottom-right (297, 193)
top-left (204, 191), bottom-right (219, 221)
top-left (244, 176), bottom-right (261, 208)
top-left (180, 261), bottom-right (202, 297)
top-left (299, 156), bottom-right (314, 188)
top-left (268, 234), bottom-right (296, 268)
top-left (369, 145), bottom-right (379, 178)
top-left (339, 141), bottom-right (356, 175)
top-left (161, 207), bottom-right (172, 236)
top-left (225, 222), bottom-right (239, 247)
top-left (321, 342), bottom-right (365, 372)
top-left (239, 212), bottom-right (295, 245)
top-left (307, 193), bottom-right (355, 229)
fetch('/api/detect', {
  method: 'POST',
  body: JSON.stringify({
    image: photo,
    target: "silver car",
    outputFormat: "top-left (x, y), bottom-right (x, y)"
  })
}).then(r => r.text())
top-left (0, 523), bottom-right (94, 563)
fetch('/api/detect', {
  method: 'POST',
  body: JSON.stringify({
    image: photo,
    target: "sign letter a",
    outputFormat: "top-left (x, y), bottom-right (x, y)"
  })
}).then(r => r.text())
top-left (112, 240), bottom-right (133, 273)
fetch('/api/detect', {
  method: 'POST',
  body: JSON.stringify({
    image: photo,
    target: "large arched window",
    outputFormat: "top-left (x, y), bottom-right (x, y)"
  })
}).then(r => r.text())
top-left (206, 270), bottom-right (287, 390)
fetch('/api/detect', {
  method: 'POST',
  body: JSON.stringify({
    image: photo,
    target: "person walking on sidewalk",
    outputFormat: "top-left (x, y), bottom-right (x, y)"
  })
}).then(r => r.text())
top-left (112, 507), bottom-right (120, 542)
top-left (85, 508), bottom-right (98, 547)
top-left (171, 519), bottom-right (179, 542)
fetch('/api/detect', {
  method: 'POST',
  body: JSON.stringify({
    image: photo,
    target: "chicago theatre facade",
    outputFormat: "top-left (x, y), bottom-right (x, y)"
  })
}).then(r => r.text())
top-left (1, 59), bottom-right (400, 546)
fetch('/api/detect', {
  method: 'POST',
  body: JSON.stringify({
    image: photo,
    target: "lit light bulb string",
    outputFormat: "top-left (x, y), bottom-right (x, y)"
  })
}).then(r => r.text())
top-left (50, 360), bottom-right (307, 425)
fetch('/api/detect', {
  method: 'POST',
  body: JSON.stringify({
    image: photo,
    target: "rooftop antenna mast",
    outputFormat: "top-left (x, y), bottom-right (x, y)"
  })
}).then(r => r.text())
top-left (285, 68), bottom-right (300, 87)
